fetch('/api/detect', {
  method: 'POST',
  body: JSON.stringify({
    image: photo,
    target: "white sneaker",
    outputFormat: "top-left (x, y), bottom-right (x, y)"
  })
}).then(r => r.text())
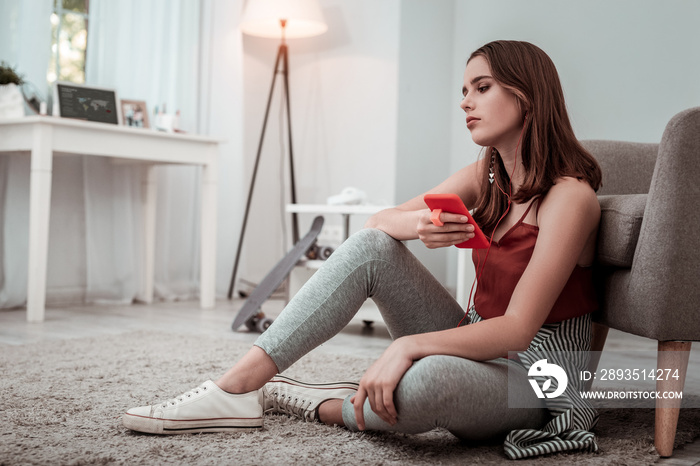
top-left (262, 375), bottom-right (359, 422)
top-left (123, 380), bottom-right (263, 434)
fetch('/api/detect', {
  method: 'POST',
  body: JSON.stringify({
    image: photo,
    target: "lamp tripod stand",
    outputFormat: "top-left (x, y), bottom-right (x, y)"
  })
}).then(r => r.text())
top-left (228, 20), bottom-right (301, 299)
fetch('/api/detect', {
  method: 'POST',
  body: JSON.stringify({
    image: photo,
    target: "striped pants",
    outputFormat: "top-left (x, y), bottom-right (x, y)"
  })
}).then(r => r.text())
top-left (255, 228), bottom-right (598, 459)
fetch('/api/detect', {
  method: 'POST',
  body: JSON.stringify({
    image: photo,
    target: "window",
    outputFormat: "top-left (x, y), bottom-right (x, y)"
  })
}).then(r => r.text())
top-left (48, 0), bottom-right (89, 84)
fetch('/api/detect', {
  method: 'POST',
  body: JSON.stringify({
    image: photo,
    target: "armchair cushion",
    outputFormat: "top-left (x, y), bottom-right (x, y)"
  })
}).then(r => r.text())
top-left (596, 194), bottom-right (647, 267)
top-left (583, 140), bottom-right (657, 196)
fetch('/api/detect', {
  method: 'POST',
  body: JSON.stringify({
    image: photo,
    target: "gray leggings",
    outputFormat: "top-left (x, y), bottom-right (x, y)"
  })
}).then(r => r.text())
top-left (254, 228), bottom-right (548, 441)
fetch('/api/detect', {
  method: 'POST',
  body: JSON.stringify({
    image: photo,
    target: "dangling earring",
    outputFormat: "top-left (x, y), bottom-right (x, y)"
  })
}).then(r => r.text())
top-left (488, 149), bottom-right (496, 184)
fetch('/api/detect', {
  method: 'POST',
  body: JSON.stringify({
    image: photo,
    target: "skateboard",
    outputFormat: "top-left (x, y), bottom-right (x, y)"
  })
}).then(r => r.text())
top-left (232, 216), bottom-right (325, 332)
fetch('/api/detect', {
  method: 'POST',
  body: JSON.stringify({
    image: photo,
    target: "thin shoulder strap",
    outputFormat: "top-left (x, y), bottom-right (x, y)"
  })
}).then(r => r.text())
top-left (518, 196), bottom-right (540, 223)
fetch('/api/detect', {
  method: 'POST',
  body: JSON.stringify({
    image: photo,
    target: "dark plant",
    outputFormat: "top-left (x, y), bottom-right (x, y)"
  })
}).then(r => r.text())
top-left (0, 62), bottom-right (24, 85)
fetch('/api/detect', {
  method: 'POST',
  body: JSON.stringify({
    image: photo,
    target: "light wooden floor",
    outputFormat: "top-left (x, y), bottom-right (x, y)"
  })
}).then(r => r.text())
top-left (1, 299), bottom-right (698, 464)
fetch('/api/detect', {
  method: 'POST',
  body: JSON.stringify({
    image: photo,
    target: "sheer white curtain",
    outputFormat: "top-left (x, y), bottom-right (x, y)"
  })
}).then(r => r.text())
top-left (0, 156), bottom-right (31, 308)
top-left (84, 0), bottom-right (202, 303)
top-left (0, 0), bottom-right (53, 308)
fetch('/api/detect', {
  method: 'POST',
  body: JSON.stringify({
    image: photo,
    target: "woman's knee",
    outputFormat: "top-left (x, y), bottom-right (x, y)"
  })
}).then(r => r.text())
top-left (339, 228), bottom-right (404, 260)
top-left (381, 356), bottom-right (469, 433)
top-left (396, 356), bottom-right (548, 440)
top-left (399, 356), bottom-right (471, 397)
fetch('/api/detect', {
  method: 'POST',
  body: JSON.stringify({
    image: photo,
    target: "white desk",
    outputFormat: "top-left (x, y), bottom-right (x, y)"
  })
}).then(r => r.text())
top-left (0, 116), bottom-right (219, 322)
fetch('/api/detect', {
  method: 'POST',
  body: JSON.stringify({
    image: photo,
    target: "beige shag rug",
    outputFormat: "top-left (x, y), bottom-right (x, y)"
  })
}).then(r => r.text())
top-left (1, 330), bottom-right (699, 465)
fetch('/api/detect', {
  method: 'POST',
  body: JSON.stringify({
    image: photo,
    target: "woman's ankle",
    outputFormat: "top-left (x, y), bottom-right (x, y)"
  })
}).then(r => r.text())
top-left (216, 346), bottom-right (279, 393)
top-left (317, 399), bottom-right (345, 426)
top-left (215, 375), bottom-right (254, 394)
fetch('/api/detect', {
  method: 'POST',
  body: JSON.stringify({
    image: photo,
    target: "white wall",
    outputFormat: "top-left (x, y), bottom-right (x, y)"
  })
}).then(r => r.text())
top-left (445, 0), bottom-right (700, 291)
top-left (394, 0), bottom-right (456, 285)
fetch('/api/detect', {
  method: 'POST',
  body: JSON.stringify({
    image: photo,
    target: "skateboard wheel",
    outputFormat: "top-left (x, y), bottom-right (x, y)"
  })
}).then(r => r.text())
top-left (318, 246), bottom-right (334, 260)
top-left (245, 312), bottom-right (264, 331)
top-left (256, 317), bottom-right (274, 332)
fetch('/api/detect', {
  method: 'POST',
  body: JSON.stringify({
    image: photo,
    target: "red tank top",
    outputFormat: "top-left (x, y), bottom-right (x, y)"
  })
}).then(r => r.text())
top-left (472, 199), bottom-right (598, 324)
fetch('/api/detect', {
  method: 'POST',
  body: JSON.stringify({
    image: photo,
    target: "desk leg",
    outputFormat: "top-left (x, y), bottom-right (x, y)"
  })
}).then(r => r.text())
top-left (27, 125), bottom-right (53, 322)
top-left (342, 214), bottom-right (350, 241)
top-left (200, 156), bottom-right (217, 309)
top-left (140, 165), bottom-right (157, 303)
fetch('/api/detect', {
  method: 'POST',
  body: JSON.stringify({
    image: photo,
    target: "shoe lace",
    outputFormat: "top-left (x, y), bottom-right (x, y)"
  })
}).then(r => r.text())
top-left (269, 391), bottom-right (316, 422)
top-left (161, 384), bottom-right (209, 408)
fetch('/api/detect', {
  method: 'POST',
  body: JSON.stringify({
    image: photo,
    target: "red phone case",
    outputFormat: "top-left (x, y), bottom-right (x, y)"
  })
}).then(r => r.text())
top-left (423, 193), bottom-right (489, 249)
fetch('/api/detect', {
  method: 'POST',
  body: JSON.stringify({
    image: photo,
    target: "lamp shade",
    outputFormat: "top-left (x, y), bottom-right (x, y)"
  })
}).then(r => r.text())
top-left (240, 0), bottom-right (327, 39)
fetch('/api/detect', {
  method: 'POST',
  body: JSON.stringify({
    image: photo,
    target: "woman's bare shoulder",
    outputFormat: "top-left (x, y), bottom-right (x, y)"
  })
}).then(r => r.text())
top-left (539, 177), bottom-right (600, 225)
top-left (548, 176), bottom-right (598, 201)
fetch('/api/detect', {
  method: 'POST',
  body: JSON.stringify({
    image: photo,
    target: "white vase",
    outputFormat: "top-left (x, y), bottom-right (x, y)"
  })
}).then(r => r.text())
top-left (0, 83), bottom-right (26, 119)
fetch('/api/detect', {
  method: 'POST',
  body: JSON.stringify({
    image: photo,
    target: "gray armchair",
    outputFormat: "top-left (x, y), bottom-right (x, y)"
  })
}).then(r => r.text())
top-left (583, 106), bottom-right (700, 457)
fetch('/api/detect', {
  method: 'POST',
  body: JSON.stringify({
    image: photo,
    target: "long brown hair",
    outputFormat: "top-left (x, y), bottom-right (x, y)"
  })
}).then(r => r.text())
top-left (469, 41), bottom-right (602, 235)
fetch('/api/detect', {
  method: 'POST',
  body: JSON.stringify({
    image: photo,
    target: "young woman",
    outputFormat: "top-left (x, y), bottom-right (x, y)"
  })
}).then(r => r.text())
top-left (124, 40), bottom-right (602, 459)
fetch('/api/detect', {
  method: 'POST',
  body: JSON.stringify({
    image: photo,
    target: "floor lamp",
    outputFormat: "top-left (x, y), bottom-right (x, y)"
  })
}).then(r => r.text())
top-left (228, 0), bottom-right (328, 299)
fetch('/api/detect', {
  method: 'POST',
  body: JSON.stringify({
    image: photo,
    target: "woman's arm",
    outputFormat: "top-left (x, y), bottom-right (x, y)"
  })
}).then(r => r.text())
top-left (364, 159), bottom-right (486, 244)
top-left (407, 177), bottom-right (601, 358)
top-left (352, 314), bottom-right (529, 429)
top-left (353, 177), bottom-right (601, 428)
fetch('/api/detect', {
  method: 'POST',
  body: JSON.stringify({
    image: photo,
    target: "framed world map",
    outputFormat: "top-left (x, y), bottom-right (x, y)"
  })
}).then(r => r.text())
top-left (53, 82), bottom-right (120, 125)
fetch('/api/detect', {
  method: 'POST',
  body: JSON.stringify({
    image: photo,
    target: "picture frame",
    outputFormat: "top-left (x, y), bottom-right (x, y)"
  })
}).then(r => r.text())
top-left (120, 99), bottom-right (150, 129)
top-left (53, 81), bottom-right (120, 124)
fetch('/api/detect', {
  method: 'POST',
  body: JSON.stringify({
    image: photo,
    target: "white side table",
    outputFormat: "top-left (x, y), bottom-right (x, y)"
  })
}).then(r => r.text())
top-left (285, 203), bottom-right (390, 240)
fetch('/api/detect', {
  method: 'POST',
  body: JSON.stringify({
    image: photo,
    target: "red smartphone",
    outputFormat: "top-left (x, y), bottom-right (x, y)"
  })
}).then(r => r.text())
top-left (423, 193), bottom-right (489, 249)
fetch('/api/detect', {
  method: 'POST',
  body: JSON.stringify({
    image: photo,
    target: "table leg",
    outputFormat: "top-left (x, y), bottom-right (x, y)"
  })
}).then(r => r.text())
top-left (140, 164), bottom-right (157, 303)
top-left (200, 153), bottom-right (217, 309)
top-left (456, 248), bottom-right (470, 310)
top-left (342, 214), bottom-right (350, 241)
top-left (27, 125), bottom-right (53, 322)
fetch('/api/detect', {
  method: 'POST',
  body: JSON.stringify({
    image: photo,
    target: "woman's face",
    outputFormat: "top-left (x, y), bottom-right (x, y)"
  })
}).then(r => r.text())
top-left (460, 55), bottom-right (523, 150)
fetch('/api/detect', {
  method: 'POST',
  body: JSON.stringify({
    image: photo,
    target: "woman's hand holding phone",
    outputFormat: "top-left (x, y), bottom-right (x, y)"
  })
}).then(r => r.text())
top-left (417, 210), bottom-right (476, 249)
top-left (422, 193), bottom-right (490, 248)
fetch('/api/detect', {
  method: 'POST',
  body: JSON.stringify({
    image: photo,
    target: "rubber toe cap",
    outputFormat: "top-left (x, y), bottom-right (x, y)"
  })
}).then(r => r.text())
top-left (126, 405), bottom-right (153, 417)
